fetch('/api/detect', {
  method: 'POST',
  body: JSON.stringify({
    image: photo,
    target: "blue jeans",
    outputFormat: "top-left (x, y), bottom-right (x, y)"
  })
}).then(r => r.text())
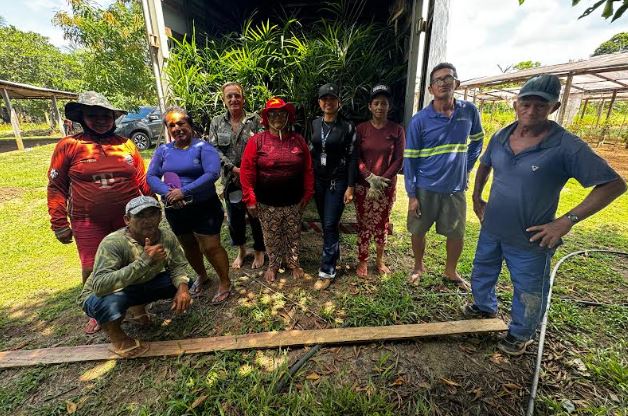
top-left (83, 272), bottom-right (177, 325)
top-left (470, 230), bottom-right (553, 341)
top-left (314, 177), bottom-right (348, 279)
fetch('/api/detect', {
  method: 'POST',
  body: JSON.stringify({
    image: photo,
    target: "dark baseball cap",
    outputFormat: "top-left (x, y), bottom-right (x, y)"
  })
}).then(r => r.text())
top-left (318, 83), bottom-right (339, 99)
top-left (518, 74), bottom-right (561, 102)
top-left (370, 84), bottom-right (392, 100)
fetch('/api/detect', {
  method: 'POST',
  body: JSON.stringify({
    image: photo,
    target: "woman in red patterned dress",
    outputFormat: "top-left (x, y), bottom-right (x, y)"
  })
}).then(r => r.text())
top-left (354, 85), bottom-right (405, 277)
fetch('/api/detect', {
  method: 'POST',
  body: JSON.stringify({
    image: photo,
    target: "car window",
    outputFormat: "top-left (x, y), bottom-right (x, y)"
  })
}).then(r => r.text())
top-left (121, 107), bottom-right (154, 122)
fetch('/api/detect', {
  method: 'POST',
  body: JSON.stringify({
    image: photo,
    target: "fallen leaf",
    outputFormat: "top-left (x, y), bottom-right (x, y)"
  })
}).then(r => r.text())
top-left (66, 401), bottom-right (77, 414)
top-left (441, 378), bottom-right (461, 387)
top-left (390, 376), bottom-right (405, 387)
top-left (490, 352), bottom-right (508, 365)
top-left (561, 399), bottom-right (576, 414)
top-left (306, 372), bottom-right (321, 381)
top-left (418, 382), bottom-right (431, 389)
top-left (502, 383), bottom-right (522, 392)
top-left (458, 345), bottom-right (477, 354)
top-left (191, 395), bottom-right (208, 409)
top-left (470, 388), bottom-right (483, 400)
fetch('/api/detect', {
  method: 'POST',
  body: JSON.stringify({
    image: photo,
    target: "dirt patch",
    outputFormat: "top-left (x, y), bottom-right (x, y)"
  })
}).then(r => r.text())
top-left (593, 143), bottom-right (628, 178)
top-left (0, 187), bottom-right (24, 203)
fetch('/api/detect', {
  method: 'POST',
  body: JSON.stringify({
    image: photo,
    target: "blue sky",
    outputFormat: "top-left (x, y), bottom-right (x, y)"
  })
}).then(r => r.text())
top-left (0, 0), bottom-right (623, 79)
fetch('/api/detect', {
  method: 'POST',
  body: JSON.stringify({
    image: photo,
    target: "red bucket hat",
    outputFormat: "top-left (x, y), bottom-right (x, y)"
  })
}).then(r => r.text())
top-left (261, 97), bottom-right (296, 127)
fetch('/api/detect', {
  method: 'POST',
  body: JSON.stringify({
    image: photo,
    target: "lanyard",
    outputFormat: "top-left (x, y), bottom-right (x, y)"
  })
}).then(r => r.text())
top-left (321, 120), bottom-right (335, 153)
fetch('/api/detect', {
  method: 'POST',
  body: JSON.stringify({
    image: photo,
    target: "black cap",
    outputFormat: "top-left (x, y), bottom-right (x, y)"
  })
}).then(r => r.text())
top-left (318, 83), bottom-right (339, 99)
top-left (370, 84), bottom-right (392, 100)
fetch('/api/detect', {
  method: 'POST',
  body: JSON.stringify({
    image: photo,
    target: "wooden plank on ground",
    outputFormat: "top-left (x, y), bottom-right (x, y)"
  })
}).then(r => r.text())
top-left (0, 319), bottom-right (507, 368)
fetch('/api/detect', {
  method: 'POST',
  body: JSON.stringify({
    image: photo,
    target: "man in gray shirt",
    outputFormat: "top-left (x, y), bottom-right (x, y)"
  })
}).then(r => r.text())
top-left (463, 74), bottom-right (626, 355)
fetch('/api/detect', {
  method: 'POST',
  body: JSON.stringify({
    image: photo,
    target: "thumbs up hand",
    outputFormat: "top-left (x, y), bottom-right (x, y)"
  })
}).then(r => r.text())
top-left (144, 237), bottom-right (166, 263)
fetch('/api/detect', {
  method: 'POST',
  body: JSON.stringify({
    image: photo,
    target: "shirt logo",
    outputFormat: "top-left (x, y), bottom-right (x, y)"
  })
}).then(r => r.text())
top-left (93, 173), bottom-right (115, 188)
top-left (49, 169), bottom-right (58, 179)
top-left (193, 158), bottom-right (200, 165)
top-left (124, 154), bottom-right (133, 165)
top-left (531, 165), bottom-right (539, 172)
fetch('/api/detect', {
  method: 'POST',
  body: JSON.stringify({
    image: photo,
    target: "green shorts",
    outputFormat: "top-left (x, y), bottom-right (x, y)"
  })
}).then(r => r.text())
top-left (406, 188), bottom-right (466, 238)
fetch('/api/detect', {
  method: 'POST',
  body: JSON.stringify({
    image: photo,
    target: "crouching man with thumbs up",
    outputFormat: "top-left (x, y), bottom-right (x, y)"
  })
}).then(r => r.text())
top-left (79, 196), bottom-right (191, 358)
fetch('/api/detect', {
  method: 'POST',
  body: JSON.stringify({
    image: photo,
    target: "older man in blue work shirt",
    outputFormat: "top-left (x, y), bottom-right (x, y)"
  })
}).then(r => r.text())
top-left (463, 74), bottom-right (626, 356)
top-left (404, 62), bottom-right (484, 288)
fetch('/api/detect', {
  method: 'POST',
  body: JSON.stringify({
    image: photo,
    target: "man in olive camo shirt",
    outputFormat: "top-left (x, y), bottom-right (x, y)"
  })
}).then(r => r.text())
top-left (208, 82), bottom-right (266, 269)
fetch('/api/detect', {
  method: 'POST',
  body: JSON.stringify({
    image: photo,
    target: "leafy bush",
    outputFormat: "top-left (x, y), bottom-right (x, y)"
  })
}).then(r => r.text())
top-left (165, 1), bottom-right (407, 134)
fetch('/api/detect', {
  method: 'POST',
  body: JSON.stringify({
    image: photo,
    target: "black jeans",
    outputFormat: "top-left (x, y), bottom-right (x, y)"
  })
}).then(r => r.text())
top-left (314, 177), bottom-right (348, 278)
top-left (224, 187), bottom-right (265, 252)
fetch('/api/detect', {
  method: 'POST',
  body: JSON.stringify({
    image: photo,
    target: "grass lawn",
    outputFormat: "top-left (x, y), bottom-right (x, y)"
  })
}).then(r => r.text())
top-left (0, 143), bottom-right (626, 415)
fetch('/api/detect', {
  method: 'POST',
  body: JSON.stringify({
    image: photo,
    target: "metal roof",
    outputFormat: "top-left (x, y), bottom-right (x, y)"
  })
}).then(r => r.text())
top-left (459, 53), bottom-right (628, 102)
top-left (0, 80), bottom-right (78, 100)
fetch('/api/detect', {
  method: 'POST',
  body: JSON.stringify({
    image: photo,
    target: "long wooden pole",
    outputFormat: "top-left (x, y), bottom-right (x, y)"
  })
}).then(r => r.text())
top-left (579, 98), bottom-right (589, 121)
top-left (0, 319), bottom-right (507, 368)
top-left (557, 73), bottom-right (573, 125)
top-left (51, 95), bottom-right (66, 137)
top-left (1, 88), bottom-right (24, 151)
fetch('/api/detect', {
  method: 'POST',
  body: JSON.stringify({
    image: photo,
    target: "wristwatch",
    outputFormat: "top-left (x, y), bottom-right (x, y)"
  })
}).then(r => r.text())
top-left (565, 212), bottom-right (580, 224)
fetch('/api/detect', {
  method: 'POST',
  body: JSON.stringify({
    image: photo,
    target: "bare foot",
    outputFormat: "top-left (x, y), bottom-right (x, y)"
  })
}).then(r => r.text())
top-left (408, 263), bottom-right (425, 285)
top-left (291, 267), bottom-right (304, 279)
top-left (376, 262), bottom-right (391, 275)
top-left (252, 250), bottom-right (265, 269)
top-left (443, 272), bottom-right (470, 291)
top-left (356, 261), bottom-right (368, 278)
top-left (232, 253), bottom-right (245, 269)
top-left (264, 268), bottom-right (277, 283)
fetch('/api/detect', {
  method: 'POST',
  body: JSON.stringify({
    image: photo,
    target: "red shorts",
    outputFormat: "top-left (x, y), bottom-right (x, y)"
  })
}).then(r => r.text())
top-left (71, 217), bottom-right (126, 270)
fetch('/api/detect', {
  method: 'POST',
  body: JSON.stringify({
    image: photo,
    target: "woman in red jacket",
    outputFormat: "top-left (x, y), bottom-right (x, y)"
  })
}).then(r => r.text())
top-left (47, 92), bottom-right (151, 333)
top-left (240, 98), bottom-right (314, 283)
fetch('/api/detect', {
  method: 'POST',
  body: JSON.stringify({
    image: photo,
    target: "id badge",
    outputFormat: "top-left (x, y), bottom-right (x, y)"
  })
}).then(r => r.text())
top-left (320, 152), bottom-right (327, 166)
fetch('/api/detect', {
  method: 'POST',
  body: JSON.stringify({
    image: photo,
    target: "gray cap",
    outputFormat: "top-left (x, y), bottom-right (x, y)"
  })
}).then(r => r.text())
top-left (518, 75), bottom-right (561, 102)
top-left (125, 196), bottom-right (160, 216)
top-left (318, 83), bottom-right (339, 99)
top-left (65, 91), bottom-right (127, 122)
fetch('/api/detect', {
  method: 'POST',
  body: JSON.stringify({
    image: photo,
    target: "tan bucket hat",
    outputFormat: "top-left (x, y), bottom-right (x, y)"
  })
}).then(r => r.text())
top-left (65, 91), bottom-right (127, 122)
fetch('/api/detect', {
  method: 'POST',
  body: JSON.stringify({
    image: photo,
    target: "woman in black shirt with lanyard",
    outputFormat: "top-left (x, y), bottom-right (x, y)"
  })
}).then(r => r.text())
top-left (310, 83), bottom-right (358, 290)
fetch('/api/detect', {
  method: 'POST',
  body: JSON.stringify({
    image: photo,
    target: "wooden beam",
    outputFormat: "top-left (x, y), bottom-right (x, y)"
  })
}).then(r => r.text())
top-left (595, 99), bottom-right (605, 127)
top-left (557, 73), bottom-right (573, 125)
top-left (579, 98), bottom-right (589, 120)
top-left (593, 72), bottom-right (628, 89)
top-left (463, 87), bottom-right (468, 100)
top-left (605, 90), bottom-right (617, 122)
top-left (1, 88), bottom-right (24, 151)
top-left (51, 96), bottom-right (66, 137)
top-left (0, 319), bottom-right (507, 368)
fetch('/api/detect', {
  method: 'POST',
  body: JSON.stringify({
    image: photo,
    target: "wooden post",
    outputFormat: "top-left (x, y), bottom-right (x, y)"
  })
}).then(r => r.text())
top-left (605, 90), bottom-right (617, 122)
top-left (579, 98), bottom-right (589, 121)
top-left (557, 73), bottom-right (573, 125)
top-left (463, 87), bottom-right (468, 100)
top-left (1, 88), bottom-right (24, 151)
top-left (51, 96), bottom-right (66, 137)
top-left (595, 99), bottom-right (605, 128)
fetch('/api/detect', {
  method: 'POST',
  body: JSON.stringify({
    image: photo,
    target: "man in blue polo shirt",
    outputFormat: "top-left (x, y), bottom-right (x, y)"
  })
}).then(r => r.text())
top-left (404, 62), bottom-right (484, 288)
top-left (463, 74), bottom-right (626, 356)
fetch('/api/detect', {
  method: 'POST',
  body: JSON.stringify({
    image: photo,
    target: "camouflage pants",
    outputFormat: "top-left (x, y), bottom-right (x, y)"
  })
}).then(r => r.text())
top-left (257, 203), bottom-right (303, 270)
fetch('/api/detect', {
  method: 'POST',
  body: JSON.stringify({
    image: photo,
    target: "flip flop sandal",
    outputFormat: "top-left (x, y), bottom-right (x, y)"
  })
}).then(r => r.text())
top-left (190, 278), bottom-right (211, 297)
top-left (84, 317), bottom-right (101, 335)
top-left (211, 288), bottom-right (232, 305)
top-left (109, 339), bottom-right (150, 358)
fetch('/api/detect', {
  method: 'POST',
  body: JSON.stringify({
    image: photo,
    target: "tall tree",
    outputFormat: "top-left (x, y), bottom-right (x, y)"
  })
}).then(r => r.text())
top-left (53, 0), bottom-right (156, 109)
top-left (593, 32), bottom-right (628, 55)
top-left (518, 0), bottom-right (627, 22)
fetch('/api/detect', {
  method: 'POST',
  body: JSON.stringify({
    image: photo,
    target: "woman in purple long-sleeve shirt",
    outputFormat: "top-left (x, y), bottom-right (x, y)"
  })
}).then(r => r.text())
top-left (147, 107), bottom-right (231, 303)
